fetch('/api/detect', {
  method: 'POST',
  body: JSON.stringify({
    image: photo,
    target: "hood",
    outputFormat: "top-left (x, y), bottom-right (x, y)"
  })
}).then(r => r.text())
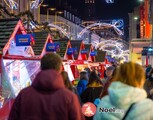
top-left (108, 81), bottom-right (147, 108)
top-left (32, 70), bottom-right (65, 91)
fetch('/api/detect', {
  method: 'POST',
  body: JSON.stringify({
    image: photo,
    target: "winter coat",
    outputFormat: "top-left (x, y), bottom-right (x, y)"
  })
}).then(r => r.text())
top-left (81, 82), bottom-right (103, 103)
top-left (100, 77), bottom-right (113, 98)
top-left (144, 79), bottom-right (153, 99)
top-left (94, 81), bottom-right (153, 120)
top-left (8, 70), bottom-right (85, 120)
top-left (77, 79), bottom-right (88, 96)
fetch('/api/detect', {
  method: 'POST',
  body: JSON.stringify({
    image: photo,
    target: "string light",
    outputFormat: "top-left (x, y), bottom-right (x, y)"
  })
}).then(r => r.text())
top-left (4, 0), bottom-right (18, 9)
top-left (30, 0), bottom-right (44, 9)
top-left (77, 19), bottom-right (124, 39)
top-left (94, 40), bottom-right (129, 61)
top-left (105, 0), bottom-right (114, 3)
top-left (48, 24), bottom-right (70, 38)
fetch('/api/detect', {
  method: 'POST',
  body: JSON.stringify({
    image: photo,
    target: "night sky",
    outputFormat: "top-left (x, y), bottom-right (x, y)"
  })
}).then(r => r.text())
top-left (43, 0), bottom-right (140, 40)
top-left (43, 0), bottom-right (139, 19)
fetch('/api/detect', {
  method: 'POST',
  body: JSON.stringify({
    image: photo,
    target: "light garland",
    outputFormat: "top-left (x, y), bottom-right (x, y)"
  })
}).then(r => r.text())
top-left (94, 40), bottom-right (129, 61)
top-left (4, 0), bottom-right (18, 9)
top-left (105, 0), bottom-right (114, 3)
top-left (48, 24), bottom-right (70, 38)
top-left (77, 19), bottom-right (124, 39)
top-left (30, 0), bottom-right (44, 9)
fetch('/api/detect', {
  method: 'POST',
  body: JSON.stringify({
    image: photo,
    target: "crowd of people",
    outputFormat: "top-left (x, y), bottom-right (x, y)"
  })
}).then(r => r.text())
top-left (8, 53), bottom-right (153, 120)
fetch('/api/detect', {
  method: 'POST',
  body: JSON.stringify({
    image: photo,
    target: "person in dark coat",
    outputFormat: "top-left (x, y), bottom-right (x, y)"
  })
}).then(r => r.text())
top-left (94, 66), bottom-right (116, 107)
top-left (80, 71), bottom-right (103, 120)
top-left (100, 67), bottom-right (116, 98)
top-left (145, 64), bottom-right (152, 79)
top-left (8, 53), bottom-right (85, 120)
top-left (144, 68), bottom-right (153, 99)
top-left (80, 71), bottom-right (103, 103)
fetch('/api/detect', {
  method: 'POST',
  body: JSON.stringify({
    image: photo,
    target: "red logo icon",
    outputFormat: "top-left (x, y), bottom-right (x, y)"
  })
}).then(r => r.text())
top-left (82, 102), bottom-right (96, 117)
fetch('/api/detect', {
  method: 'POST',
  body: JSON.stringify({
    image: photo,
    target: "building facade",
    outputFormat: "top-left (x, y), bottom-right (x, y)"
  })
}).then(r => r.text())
top-left (83, 0), bottom-right (96, 20)
top-left (129, 0), bottom-right (153, 65)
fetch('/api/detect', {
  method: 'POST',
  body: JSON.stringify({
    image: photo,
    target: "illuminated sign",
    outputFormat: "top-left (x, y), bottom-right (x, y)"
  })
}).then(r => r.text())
top-left (105, 0), bottom-right (114, 3)
top-left (16, 34), bottom-right (31, 46)
top-left (54, 42), bottom-right (60, 52)
top-left (67, 48), bottom-right (73, 55)
top-left (81, 49), bottom-right (88, 54)
top-left (140, 20), bottom-right (145, 38)
top-left (46, 43), bottom-right (56, 52)
top-left (142, 47), bottom-right (153, 56)
top-left (90, 51), bottom-right (97, 56)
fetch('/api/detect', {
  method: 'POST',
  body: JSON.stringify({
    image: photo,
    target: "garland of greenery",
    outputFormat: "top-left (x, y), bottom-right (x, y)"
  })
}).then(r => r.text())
top-left (0, 4), bottom-right (66, 38)
top-left (0, 4), bottom-right (34, 19)
top-left (0, 4), bottom-right (53, 31)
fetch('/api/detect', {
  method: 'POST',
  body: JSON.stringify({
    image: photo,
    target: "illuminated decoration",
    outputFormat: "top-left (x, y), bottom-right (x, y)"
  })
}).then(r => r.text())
top-left (23, 20), bottom-right (38, 31)
top-left (25, 21), bottom-right (70, 38)
top-left (94, 40), bottom-right (129, 61)
top-left (23, 21), bottom-right (70, 38)
top-left (48, 24), bottom-right (70, 38)
top-left (105, 0), bottom-right (114, 3)
top-left (30, 0), bottom-right (44, 9)
top-left (139, 0), bottom-right (152, 39)
top-left (4, 0), bottom-right (18, 9)
top-left (77, 19), bottom-right (124, 39)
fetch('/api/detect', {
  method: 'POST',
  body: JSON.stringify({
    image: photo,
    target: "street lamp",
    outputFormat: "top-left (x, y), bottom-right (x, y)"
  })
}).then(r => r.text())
top-left (54, 11), bottom-right (63, 25)
top-left (38, 4), bottom-right (48, 23)
top-left (139, 0), bottom-right (144, 2)
top-left (134, 16), bottom-right (138, 20)
top-left (47, 8), bottom-right (56, 22)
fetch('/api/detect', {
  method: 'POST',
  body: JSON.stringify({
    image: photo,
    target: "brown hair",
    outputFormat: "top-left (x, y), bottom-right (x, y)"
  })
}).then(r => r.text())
top-left (61, 71), bottom-right (73, 90)
top-left (80, 71), bottom-right (88, 81)
top-left (148, 68), bottom-right (153, 76)
top-left (87, 71), bottom-right (102, 86)
top-left (114, 62), bottom-right (145, 87)
top-left (41, 53), bottom-right (62, 71)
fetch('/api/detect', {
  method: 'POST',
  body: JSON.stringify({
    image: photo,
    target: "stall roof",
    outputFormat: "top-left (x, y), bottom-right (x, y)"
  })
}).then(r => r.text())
top-left (32, 32), bottom-right (48, 55)
top-left (53, 39), bottom-right (69, 58)
top-left (70, 40), bottom-right (83, 60)
top-left (0, 18), bottom-right (19, 51)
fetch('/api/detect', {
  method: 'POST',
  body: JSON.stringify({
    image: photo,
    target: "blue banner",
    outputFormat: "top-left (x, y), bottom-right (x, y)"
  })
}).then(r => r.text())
top-left (72, 47), bottom-right (78, 54)
top-left (81, 49), bottom-right (88, 54)
top-left (54, 42), bottom-right (60, 52)
top-left (67, 48), bottom-right (73, 55)
top-left (90, 51), bottom-right (97, 56)
top-left (46, 43), bottom-right (56, 52)
top-left (16, 34), bottom-right (31, 46)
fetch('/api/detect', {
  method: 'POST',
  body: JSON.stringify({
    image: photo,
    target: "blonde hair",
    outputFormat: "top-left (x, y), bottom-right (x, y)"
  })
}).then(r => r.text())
top-left (114, 62), bottom-right (145, 87)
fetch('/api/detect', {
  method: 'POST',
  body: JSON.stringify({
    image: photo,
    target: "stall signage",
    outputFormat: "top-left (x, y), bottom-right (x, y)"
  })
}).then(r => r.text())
top-left (16, 34), bottom-right (31, 46)
top-left (81, 49), bottom-right (88, 54)
top-left (67, 48), bottom-right (73, 55)
top-left (46, 43), bottom-right (56, 52)
top-left (90, 51), bottom-right (97, 56)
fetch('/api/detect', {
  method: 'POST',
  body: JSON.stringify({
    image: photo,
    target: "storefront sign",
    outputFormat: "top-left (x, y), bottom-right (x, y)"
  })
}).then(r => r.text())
top-left (81, 49), bottom-right (88, 54)
top-left (16, 34), bottom-right (31, 46)
top-left (46, 43), bottom-right (56, 52)
top-left (140, 5), bottom-right (145, 38)
top-left (67, 48), bottom-right (73, 55)
top-left (90, 51), bottom-right (97, 56)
